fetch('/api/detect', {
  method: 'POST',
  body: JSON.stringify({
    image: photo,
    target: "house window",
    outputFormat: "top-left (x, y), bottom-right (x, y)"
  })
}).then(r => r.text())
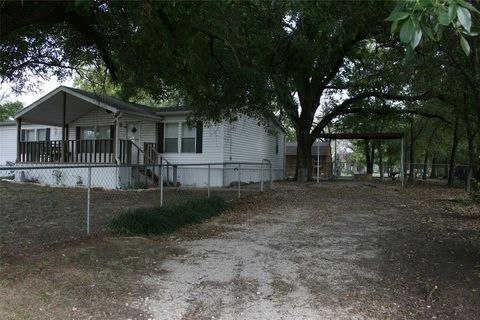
top-left (37, 129), bottom-right (47, 141)
top-left (181, 123), bottom-right (196, 153)
top-left (97, 126), bottom-right (111, 140)
top-left (164, 123), bottom-right (179, 153)
top-left (81, 126), bottom-right (96, 140)
top-left (21, 129), bottom-right (35, 141)
top-left (80, 126), bottom-right (110, 140)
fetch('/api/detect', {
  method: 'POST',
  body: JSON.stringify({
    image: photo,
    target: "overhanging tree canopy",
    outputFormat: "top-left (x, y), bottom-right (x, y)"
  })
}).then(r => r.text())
top-left (1, 0), bottom-right (478, 182)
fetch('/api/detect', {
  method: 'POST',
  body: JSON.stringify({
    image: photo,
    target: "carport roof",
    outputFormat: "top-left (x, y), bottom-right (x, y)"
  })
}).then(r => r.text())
top-left (317, 132), bottom-right (404, 140)
top-left (15, 86), bottom-right (190, 126)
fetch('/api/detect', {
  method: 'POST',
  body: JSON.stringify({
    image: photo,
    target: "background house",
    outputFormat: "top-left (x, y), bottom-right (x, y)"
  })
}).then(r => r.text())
top-left (10, 86), bottom-right (285, 188)
top-left (285, 142), bottom-right (332, 179)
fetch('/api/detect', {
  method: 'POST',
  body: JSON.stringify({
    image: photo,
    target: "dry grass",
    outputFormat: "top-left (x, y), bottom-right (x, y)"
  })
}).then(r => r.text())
top-left (0, 180), bottom-right (247, 259)
top-left (0, 180), bottom-right (255, 319)
top-left (0, 236), bottom-right (184, 319)
top-left (1, 180), bottom-right (478, 319)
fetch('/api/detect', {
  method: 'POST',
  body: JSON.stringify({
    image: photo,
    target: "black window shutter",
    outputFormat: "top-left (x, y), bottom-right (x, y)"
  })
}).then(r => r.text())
top-left (196, 121), bottom-right (203, 153)
top-left (46, 128), bottom-right (51, 141)
top-left (156, 123), bottom-right (164, 153)
top-left (21, 129), bottom-right (25, 141)
top-left (110, 125), bottom-right (115, 140)
top-left (75, 127), bottom-right (81, 154)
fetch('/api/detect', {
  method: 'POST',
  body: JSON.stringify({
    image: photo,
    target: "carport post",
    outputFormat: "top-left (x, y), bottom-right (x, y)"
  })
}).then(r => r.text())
top-left (334, 139), bottom-right (337, 177)
top-left (87, 166), bottom-right (91, 235)
top-left (61, 91), bottom-right (67, 162)
top-left (16, 118), bottom-right (21, 162)
top-left (400, 137), bottom-right (405, 187)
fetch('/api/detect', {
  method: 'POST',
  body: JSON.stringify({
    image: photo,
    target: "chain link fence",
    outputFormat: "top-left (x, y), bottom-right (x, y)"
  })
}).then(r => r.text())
top-left (328, 161), bottom-right (470, 183)
top-left (0, 161), bottom-right (273, 258)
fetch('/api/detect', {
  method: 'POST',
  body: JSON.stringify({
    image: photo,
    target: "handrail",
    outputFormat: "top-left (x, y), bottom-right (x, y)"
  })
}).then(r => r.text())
top-left (128, 140), bottom-right (157, 165)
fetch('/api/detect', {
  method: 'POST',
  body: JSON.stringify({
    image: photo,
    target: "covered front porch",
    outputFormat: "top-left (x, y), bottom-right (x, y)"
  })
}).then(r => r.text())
top-left (15, 86), bottom-right (164, 165)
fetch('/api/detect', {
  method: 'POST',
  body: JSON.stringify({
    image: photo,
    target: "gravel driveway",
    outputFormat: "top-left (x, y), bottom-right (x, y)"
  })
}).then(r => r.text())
top-left (142, 181), bottom-right (480, 319)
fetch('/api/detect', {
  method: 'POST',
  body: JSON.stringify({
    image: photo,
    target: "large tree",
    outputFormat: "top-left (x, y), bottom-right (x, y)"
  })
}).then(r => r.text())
top-left (1, 0), bottom-right (478, 182)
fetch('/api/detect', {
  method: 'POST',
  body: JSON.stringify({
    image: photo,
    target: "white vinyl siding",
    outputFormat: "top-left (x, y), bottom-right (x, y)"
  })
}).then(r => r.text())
top-left (223, 115), bottom-right (285, 181)
top-left (0, 124), bottom-right (61, 165)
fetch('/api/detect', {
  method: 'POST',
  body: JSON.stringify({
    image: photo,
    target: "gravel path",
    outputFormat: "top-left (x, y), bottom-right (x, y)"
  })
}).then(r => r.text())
top-left (143, 181), bottom-right (480, 319)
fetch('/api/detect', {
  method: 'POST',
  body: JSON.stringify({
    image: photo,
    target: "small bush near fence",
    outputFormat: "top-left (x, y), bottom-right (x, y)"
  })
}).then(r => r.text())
top-left (109, 196), bottom-right (229, 235)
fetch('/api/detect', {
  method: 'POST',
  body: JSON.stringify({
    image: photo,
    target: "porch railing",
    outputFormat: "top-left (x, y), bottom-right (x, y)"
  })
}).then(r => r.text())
top-left (18, 139), bottom-right (165, 165)
top-left (19, 139), bottom-right (120, 164)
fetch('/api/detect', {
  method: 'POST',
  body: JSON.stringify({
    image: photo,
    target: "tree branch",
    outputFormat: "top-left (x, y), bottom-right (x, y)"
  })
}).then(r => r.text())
top-left (309, 91), bottom-right (442, 142)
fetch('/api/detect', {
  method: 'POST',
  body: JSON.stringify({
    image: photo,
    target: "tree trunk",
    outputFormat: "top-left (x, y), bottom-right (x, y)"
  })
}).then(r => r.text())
top-left (422, 127), bottom-right (437, 181)
top-left (409, 122), bottom-right (415, 181)
top-left (364, 139), bottom-right (373, 174)
top-left (295, 131), bottom-right (313, 182)
top-left (447, 116), bottom-right (459, 186)
top-left (422, 150), bottom-right (428, 180)
top-left (464, 122), bottom-right (479, 191)
top-left (430, 157), bottom-right (437, 179)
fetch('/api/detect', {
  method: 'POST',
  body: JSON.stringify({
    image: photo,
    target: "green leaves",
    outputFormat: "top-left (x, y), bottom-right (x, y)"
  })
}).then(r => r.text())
top-left (400, 18), bottom-right (415, 44)
top-left (457, 6), bottom-right (472, 32)
top-left (411, 29), bottom-right (423, 49)
top-left (388, 0), bottom-right (479, 56)
top-left (460, 34), bottom-right (470, 55)
top-left (438, 11), bottom-right (452, 26)
top-left (386, 11), bottom-right (410, 21)
top-left (0, 101), bottom-right (23, 121)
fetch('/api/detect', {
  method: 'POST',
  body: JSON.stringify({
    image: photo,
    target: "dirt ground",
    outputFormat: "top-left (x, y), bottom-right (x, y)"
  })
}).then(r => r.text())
top-left (142, 181), bottom-right (480, 319)
top-left (1, 180), bottom-right (479, 319)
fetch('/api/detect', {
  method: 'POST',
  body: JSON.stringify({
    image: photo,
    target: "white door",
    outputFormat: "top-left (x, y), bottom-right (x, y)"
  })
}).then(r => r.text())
top-left (126, 123), bottom-right (141, 163)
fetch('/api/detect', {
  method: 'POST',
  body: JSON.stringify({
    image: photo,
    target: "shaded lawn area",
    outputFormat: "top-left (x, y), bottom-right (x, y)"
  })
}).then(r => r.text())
top-left (0, 180), bottom-right (478, 319)
top-left (0, 180), bottom-right (242, 259)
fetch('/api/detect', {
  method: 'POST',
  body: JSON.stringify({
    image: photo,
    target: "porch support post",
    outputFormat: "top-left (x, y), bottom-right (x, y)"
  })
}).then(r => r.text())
top-left (16, 117), bottom-right (22, 162)
top-left (61, 91), bottom-right (67, 162)
top-left (115, 116), bottom-right (120, 164)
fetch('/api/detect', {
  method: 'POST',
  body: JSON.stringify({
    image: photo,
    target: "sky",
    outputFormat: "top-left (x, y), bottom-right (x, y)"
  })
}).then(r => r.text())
top-left (1, 76), bottom-right (74, 106)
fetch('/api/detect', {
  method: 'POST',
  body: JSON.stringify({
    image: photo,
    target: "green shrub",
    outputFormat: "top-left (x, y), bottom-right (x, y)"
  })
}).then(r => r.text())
top-left (110, 197), bottom-right (229, 235)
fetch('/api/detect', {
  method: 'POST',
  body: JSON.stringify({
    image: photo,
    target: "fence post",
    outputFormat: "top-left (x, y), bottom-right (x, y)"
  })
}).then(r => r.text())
top-left (207, 164), bottom-right (211, 198)
top-left (173, 165), bottom-right (177, 187)
top-left (260, 162), bottom-right (264, 192)
top-left (158, 155), bottom-right (164, 207)
top-left (269, 162), bottom-right (273, 190)
top-left (238, 163), bottom-right (241, 198)
top-left (160, 164), bottom-right (164, 207)
top-left (87, 166), bottom-right (91, 235)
